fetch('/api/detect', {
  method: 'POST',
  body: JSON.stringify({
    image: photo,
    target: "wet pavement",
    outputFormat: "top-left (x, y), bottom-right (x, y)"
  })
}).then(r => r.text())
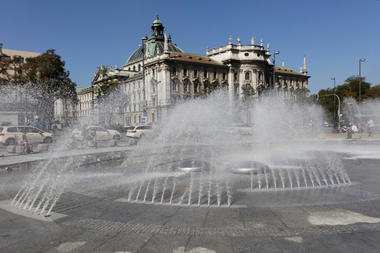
top-left (1, 142), bottom-right (380, 252)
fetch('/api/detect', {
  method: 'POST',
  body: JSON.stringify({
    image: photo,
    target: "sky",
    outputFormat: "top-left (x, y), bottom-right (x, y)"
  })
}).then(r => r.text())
top-left (2, 0), bottom-right (380, 93)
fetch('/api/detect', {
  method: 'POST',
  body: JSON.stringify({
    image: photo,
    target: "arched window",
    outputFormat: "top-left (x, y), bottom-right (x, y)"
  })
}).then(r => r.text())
top-left (133, 66), bottom-right (136, 71)
top-left (138, 64), bottom-right (141, 71)
top-left (184, 68), bottom-right (187, 76)
top-left (245, 71), bottom-right (250, 80)
top-left (234, 73), bottom-right (238, 81)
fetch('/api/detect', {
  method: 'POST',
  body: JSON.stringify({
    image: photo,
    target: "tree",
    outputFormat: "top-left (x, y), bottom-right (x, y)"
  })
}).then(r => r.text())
top-left (21, 49), bottom-right (77, 125)
top-left (363, 85), bottom-right (380, 99)
top-left (316, 76), bottom-right (377, 122)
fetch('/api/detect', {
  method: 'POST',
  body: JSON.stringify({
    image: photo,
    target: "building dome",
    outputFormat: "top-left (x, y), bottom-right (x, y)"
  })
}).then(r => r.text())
top-left (125, 15), bottom-right (183, 64)
top-left (126, 41), bottom-right (182, 64)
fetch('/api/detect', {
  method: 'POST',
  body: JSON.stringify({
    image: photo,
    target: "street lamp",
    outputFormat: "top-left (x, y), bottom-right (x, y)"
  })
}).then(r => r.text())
top-left (331, 77), bottom-right (336, 127)
top-left (272, 50), bottom-right (280, 89)
top-left (358, 58), bottom-right (366, 103)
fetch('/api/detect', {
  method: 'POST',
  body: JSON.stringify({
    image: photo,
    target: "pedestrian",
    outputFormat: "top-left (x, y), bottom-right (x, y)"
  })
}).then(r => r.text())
top-left (367, 119), bottom-right (375, 137)
top-left (22, 133), bottom-right (32, 154)
top-left (352, 123), bottom-right (358, 138)
top-left (347, 124), bottom-right (353, 139)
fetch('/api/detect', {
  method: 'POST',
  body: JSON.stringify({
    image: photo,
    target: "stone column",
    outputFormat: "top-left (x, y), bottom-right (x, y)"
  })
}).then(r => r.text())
top-left (239, 69), bottom-right (244, 100)
top-left (228, 67), bottom-right (234, 106)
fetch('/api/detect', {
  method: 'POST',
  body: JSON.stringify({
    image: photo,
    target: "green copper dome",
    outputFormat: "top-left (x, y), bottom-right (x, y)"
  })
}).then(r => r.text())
top-left (126, 41), bottom-right (183, 64)
top-left (126, 15), bottom-right (183, 64)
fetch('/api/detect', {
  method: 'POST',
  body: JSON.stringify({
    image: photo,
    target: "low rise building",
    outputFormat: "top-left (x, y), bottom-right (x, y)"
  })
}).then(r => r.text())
top-left (0, 43), bottom-right (40, 81)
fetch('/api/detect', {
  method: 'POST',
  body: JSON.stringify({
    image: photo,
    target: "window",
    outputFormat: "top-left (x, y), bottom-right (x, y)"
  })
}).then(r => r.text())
top-left (244, 53), bottom-right (249, 56)
top-left (223, 73), bottom-right (226, 80)
top-left (234, 73), bottom-right (238, 81)
top-left (29, 127), bottom-right (40, 133)
top-left (245, 72), bottom-right (250, 80)
top-left (204, 70), bottom-right (207, 78)
top-left (194, 82), bottom-right (199, 93)
top-left (18, 127), bottom-right (27, 133)
top-left (7, 127), bottom-right (18, 133)
top-left (194, 69), bottom-right (197, 77)
top-left (184, 68), bottom-right (187, 76)
top-left (17, 69), bottom-right (22, 75)
top-left (172, 67), bottom-right (176, 75)
top-left (213, 72), bottom-right (217, 79)
top-left (133, 66), bottom-right (136, 71)
top-left (138, 64), bottom-right (141, 71)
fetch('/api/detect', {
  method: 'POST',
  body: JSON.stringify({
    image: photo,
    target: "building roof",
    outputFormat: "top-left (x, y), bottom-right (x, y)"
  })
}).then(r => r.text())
top-left (274, 66), bottom-right (305, 76)
top-left (1, 49), bottom-right (40, 58)
top-left (127, 41), bottom-right (182, 64)
top-left (167, 52), bottom-right (226, 67)
top-left (76, 86), bottom-right (93, 94)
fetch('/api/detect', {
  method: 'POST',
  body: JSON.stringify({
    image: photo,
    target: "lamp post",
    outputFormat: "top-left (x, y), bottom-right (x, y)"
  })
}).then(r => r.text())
top-left (272, 51), bottom-right (280, 89)
top-left (141, 36), bottom-right (148, 124)
top-left (318, 94), bottom-right (341, 130)
top-left (358, 58), bottom-right (366, 103)
top-left (331, 77), bottom-right (336, 127)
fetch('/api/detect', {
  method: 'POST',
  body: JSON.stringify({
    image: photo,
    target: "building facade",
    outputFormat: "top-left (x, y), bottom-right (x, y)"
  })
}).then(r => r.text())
top-left (0, 43), bottom-right (41, 126)
top-left (76, 87), bottom-right (93, 118)
top-left (0, 43), bottom-right (40, 81)
top-left (89, 15), bottom-right (310, 126)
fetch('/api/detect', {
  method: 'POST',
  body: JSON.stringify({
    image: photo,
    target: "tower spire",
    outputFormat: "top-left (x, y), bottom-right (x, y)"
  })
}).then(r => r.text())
top-left (303, 56), bottom-right (307, 74)
top-left (151, 14), bottom-right (164, 41)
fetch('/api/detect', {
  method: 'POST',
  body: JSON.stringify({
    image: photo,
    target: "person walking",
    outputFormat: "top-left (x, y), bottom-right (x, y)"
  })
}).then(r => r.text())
top-left (368, 119), bottom-right (375, 137)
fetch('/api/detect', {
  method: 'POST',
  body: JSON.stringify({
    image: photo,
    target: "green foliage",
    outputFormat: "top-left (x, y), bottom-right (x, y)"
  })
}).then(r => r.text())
top-left (316, 76), bottom-right (377, 121)
top-left (1, 49), bottom-right (77, 123)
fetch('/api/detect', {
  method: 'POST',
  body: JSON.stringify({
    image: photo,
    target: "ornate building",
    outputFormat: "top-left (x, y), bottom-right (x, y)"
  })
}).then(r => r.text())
top-left (90, 15), bottom-right (310, 126)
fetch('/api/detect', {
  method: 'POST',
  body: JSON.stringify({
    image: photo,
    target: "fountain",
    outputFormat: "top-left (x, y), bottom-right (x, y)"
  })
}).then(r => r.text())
top-left (4, 88), bottom-right (360, 217)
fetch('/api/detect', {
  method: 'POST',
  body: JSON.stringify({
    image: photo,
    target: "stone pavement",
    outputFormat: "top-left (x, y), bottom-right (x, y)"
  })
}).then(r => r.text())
top-left (1, 149), bottom-right (380, 252)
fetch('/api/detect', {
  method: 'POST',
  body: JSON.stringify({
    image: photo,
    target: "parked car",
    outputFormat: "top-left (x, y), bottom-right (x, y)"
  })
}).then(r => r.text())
top-left (0, 126), bottom-right (53, 146)
top-left (126, 125), bottom-right (153, 139)
top-left (121, 126), bottom-right (135, 133)
top-left (72, 126), bottom-right (121, 144)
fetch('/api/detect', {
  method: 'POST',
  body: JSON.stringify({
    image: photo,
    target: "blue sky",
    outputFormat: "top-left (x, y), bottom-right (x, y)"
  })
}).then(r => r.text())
top-left (2, 0), bottom-right (380, 93)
